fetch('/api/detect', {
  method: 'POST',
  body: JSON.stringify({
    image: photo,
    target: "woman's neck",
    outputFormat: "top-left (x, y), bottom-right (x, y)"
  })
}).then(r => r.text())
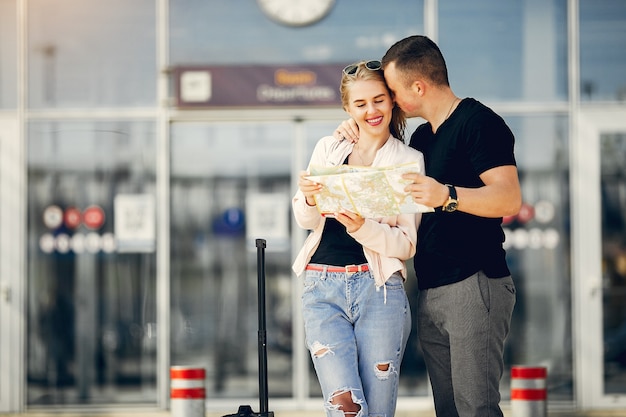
top-left (350, 132), bottom-right (389, 166)
top-left (358, 131), bottom-right (390, 149)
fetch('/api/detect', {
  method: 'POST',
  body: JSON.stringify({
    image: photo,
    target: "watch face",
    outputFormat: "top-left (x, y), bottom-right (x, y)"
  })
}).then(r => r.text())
top-left (257, 0), bottom-right (335, 27)
top-left (444, 201), bottom-right (458, 212)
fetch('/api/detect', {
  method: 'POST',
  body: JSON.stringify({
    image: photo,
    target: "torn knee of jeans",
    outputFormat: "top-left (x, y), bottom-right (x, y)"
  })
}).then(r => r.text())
top-left (326, 388), bottom-right (363, 416)
top-left (310, 340), bottom-right (333, 358)
top-left (374, 361), bottom-right (396, 380)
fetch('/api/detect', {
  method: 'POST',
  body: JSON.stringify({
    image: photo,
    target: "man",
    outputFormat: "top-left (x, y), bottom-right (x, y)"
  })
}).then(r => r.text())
top-left (335, 35), bottom-right (521, 417)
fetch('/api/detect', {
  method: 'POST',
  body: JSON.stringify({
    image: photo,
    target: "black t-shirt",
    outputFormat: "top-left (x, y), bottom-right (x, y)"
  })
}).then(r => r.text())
top-left (309, 155), bottom-right (367, 267)
top-left (309, 217), bottom-right (367, 266)
top-left (409, 98), bottom-right (516, 290)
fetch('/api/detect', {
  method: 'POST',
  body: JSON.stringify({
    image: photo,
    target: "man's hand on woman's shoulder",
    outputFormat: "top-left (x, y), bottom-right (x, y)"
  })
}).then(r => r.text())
top-left (333, 119), bottom-right (360, 143)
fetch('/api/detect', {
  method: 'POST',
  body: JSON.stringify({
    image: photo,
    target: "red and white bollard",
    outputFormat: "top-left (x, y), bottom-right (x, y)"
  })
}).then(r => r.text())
top-left (170, 366), bottom-right (206, 417)
top-left (511, 366), bottom-right (547, 417)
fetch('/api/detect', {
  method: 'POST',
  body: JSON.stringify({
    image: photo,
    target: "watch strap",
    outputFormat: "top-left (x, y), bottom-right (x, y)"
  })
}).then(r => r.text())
top-left (445, 184), bottom-right (457, 200)
top-left (442, 184), bottom-right (458, 212)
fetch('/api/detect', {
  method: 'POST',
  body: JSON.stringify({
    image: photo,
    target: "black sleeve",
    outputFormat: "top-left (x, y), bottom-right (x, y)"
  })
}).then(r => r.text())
top-left (465, 110), bottom-right (517, 176)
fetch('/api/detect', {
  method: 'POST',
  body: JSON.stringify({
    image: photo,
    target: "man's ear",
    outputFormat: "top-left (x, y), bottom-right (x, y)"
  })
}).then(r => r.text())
top-left (412, 80), bottom-right (425, 96)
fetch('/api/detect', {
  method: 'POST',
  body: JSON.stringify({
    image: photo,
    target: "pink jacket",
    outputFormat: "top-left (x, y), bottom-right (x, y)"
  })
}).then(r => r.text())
top-left (292, 135), bottom-right (425, 288)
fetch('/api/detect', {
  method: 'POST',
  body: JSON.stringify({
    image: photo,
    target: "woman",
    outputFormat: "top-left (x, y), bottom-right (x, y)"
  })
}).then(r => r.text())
top-left (292, 60), bottom-right (425, 417)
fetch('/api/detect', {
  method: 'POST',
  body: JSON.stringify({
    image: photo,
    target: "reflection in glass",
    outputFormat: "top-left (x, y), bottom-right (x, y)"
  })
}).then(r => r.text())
top-left (600, 133), bottom-right (626, 394)
top-left (169, 0), bottom-right (422, 66)
top-left (26, 121), bottom-right (157, 405)
top-left (580, 0), bottom-right (626, 101)
top-left (0, 0), bottom-right (17, 108)
top-left (440, 0), bottom-right (567, 102)
top-left (170, 122), bottom-right (294, 398)
top-left (498, 115), bottom-right (573, 400)
top-left (27, 0), bottom-right (156, 108)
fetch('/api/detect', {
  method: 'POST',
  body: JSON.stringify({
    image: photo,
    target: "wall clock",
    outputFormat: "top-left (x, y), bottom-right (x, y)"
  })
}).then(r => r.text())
top-left (257, 0), bottom-right (335, 27)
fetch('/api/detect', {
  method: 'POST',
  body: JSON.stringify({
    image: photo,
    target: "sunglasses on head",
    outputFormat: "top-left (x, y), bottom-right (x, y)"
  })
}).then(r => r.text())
top-left (342, 60), bottom-right (382, 76)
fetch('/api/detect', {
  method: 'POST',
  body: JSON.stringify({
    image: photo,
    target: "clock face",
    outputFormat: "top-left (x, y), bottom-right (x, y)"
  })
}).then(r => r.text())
top-left (257, 0), bottom-right (335, 27)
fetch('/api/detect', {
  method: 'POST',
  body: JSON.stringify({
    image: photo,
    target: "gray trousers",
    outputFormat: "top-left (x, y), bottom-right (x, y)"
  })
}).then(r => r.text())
top-left (418, 271), bottom-right (516, 417)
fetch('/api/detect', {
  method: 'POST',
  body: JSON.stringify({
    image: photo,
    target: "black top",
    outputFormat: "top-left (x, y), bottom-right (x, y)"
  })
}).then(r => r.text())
top-left (409, 98), bottom-right (516, 289)
top-left (309, 217), bottom-right (367, 266)
top-left (309, 155), bottom-right (367, 267)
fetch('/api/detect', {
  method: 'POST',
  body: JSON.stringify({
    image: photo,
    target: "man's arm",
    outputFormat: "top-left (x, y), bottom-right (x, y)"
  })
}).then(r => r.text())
top-left (459, 165), bottom-right (521, 217)
top-left (403, 165), bottom-right (521, 218)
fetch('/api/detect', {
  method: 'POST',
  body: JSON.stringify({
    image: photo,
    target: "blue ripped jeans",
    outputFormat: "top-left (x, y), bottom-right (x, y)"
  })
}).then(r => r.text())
top-left (302, 265), bottom-right (411, 417)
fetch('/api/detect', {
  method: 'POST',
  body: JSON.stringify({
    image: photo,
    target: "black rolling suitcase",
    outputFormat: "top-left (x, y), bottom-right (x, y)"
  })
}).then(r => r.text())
top-left (223, 239), bottom-right (274, 417)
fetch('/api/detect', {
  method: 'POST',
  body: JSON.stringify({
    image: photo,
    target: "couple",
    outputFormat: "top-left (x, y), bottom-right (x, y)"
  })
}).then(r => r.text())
top-left (292, 35), bottom-right (521, 417)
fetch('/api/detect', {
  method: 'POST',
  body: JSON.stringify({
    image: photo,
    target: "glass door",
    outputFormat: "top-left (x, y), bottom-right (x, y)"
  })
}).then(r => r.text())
top-left (574, 108), bottom-right (626, 409)
top-left (25, 120), bottom-right (158, 407)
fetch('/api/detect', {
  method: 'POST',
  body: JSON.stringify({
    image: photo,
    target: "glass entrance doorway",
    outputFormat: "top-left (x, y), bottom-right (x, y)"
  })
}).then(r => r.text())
top-left (574, 109), bottom-right (626, 409)
top-left (25, 121), bottom-right (158, 406)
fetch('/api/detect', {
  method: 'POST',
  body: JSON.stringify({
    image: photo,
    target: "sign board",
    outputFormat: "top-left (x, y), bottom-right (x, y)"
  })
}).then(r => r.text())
top-left (245, 192), bottom-right (289, 252)
top-left (63, 206), bottom-right (82, 229)
top-left (83, 205), bottom-right (105, 230)
top-left (114, 194), bottom-right (155, 253)
top-left (174, 63), bottom-right (347, 108)
top-left (43, 205), bottom-right (63, 229)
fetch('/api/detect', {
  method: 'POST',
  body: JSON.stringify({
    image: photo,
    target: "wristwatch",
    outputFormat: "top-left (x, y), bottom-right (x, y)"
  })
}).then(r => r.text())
top-left (442, 184), bottom-right (459, 212)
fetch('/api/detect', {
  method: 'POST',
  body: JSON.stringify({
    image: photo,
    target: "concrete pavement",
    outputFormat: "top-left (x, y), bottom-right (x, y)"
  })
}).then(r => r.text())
top-left (3, 409), bottom-right (626, 417)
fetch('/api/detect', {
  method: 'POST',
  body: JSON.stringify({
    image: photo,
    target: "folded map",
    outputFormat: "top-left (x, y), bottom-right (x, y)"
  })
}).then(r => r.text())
top-left (306, 161), bottom-right (434, 218)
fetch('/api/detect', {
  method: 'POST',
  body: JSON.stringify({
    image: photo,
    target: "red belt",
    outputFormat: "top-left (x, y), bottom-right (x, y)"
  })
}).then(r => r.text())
top-left (306, 264), bottom-right (369, 273)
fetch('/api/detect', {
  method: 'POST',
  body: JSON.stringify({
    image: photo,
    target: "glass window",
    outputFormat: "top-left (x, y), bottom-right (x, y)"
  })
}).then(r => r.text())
top-left (500, 114), bottom-right (573, 400)
top-left (26, 120), bottom-right (158, 406)
top-left (169, 0), bottom-right (423, 66)
top-left (600, 133), bottom-right (626, 394)
top-left (27, 0), bottom-right (156, 108)
top-left (0, 0), bottom-right (17, 109)
top-left (580, 0), bottom-right (626, 101)
top-left (439, 0), bottom-right (568, 102)
top-left (170, 122), bottom-right (294, 398)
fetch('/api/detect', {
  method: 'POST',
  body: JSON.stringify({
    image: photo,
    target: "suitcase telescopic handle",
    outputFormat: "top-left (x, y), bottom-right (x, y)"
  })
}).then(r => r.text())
top-left (256, 239), bottom-right (270, 415)
top-left (221, 240), bottom-right (273, 417)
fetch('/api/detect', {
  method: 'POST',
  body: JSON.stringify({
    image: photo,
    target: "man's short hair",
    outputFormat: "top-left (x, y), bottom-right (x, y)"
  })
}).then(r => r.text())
top-left (382, 35), bottom-right (450, 87)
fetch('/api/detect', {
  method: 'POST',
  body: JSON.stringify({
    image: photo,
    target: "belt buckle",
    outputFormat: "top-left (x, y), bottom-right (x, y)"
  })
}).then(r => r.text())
top-left (345, 264), bottom-right (361, 274)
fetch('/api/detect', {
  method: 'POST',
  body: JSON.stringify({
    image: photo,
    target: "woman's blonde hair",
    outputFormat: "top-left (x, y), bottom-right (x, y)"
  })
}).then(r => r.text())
top-left (340, 61), bottom-right (406, 141)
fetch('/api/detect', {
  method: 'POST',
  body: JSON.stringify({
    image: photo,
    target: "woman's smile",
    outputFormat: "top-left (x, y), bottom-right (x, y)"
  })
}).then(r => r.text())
top-left (366, 116), bottom-right (384, 126)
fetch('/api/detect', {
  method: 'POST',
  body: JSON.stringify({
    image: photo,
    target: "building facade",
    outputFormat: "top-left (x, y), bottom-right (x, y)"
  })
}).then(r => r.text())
top-left (0, 0), bottom-right (625, 413)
